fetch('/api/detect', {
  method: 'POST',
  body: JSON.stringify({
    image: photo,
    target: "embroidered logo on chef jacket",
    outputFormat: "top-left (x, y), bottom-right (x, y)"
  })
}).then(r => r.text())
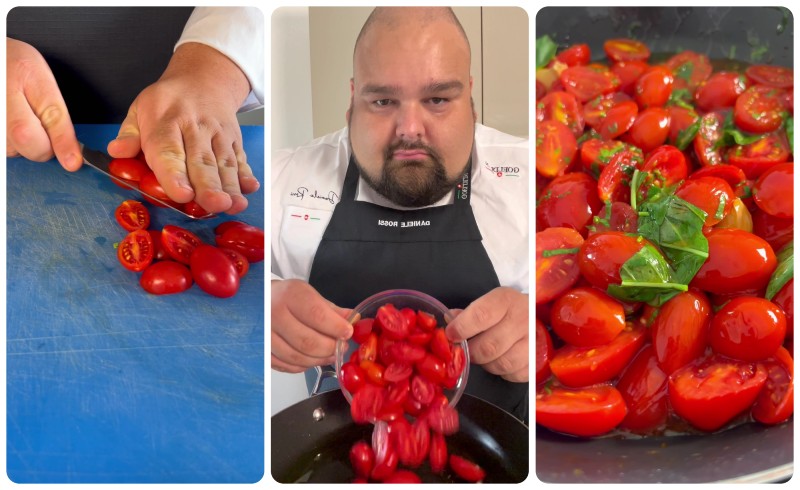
top-left (483, 161), bottom-right (521, 179)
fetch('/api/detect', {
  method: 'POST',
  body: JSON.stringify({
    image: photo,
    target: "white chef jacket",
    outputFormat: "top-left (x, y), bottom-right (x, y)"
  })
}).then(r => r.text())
top-left (176, 7), bottom-right (264, 112)
top-left (271, 124), bottom-right (530, 296)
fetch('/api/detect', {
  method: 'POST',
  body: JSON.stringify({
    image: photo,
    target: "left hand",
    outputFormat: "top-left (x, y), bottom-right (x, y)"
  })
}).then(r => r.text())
top-left (445, 287), bottom-right (529, 382)
top-left (107, 42), bottom-right (260, 215)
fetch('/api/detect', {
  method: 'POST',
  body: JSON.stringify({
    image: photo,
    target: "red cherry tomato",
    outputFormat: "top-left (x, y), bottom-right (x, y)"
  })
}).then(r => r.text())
top-left (634, 66), bottom-right (674, 109)
top-left (349, 441), bottom-right (374, 479)
top-left (416, 310), bottom-right (438, 331)
top-left (214, 220), bottom-right (254, 236)
top-left (745, 65), bottom-right (793, 88)
top-left (183, 200), bottom-right (212, 218)
top-left (139, 260), bottom-right (192, 295)
top-left (751, 346), bottom-right (794, 425)
top-left (535, 320), bottom-right (553, 385)
top-left (674, 176), bottom-right (735, 227)
top-left (147, 229), bottom-right (168, 261)
top-left (340, 361), bottom-right (367, 394)
top-left (535, 120), bottom-right (578, 178)
top-left (383, 362), bottom-right (413, 383)
top-left (604, 38), bottom-right (650, 62)
top-left (427, 404), bottom-right (459, 436)
top-left (108, 157), bottom-right (149, 188)
top-left (369, 444), bottom-right (398, 481)
top-left (189, 244), bottom-right (240, 298)
top-left (693, 111), bottom-right (727, 167)
top-left (536, 172), bottom-right (603, 237)
top-left (727, 131), bottom-right (791, 179)
top-left (550, 323), bottom-right (646, 387)
top-left (616, 346), bottom-right (669, 434)
top-left (383, 469), bottom-right (421, 483)
top-left (589, 202), bottom-right (638, 236)
top-left (117, 229), bottom-right (154, 272)
top-left (611, 60), bottom-right (649, 96)
top-left (773, 278), bottom-right (794, 330)
top-left (215, 224), bottom-right (264, 263)
top-left (651, 290), bottom-right (712, 375)
top-left (449, 454), bottom-right (486, 483)
top-left (622, 106), bottom-right (671, 153)
top-left (535, 227), bottom-right (583, 304)
top-left (694, 72), bottom-right (748, 111)
top-left (710, 296), bottom-right (787, 362)
top-left (637, 145), bottom-right (688, 200)
top-left (577, 231), bottom-right (646, 290)
top-left (114, 200), bottom-right (150, 232)
top-left (691, 229), bottom-right (776, 295)
top-left (664, 50), bottom-right (712, 92)
top-left (443, 344), bottom-right (466, 389)
top-left (560, 65), bottom-right (621, 103)
top-left (536, 384), bottom-right (628, 437)
top-left (138, 170), bottom-right (180, 207)
top-left (161, 224), bottom-right (203, 264)
top-left (430, 328), bottom-right (451, 362)
top-left (352, 318), bottom-right (374, 344)
top-left (550, 287), bottom-right (626, 347)
top-left (668, 354), bottom-right (768, 432)
top-left (359, 332), bottom-right (378, 363)
top-left (429, 431), bottom-right (448, 473)
top-left (415, 355), bottom-right (446, 387)
top-left (753, 162), bottom-right (793, 218)
top-left (666, 105), bottom-right (700, 148)
top-left (688, 164), bottom-right (746, 190)
top-left (220, 248), bottom-right (249, 278)
top-left (351, 383), bottom-right (384, 424)
top-left (579, 138), bottom-right (626, 176)
top-left (734, 85), bottom-right (786, 134)
top-left (537, 91), bottom-right (585, 137)
top-left (410, 373), bottom-right (437, 407)
top-left (598, 100), bottom-right (638, 140)
top-left (583, 92), bottom-right (632, 130)
top-left (751, 206), bottom-right (793, 251)
top-left (556, 43), bottom-right (591, 66)
top-left (376, 303), bottom-right (411, 340)
top-left (597, 149), bottom-right (640, 203)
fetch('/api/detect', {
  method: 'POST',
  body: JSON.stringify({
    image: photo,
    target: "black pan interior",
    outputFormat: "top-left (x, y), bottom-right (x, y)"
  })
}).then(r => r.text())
top-left (271, 391), bottom-right (529, 483)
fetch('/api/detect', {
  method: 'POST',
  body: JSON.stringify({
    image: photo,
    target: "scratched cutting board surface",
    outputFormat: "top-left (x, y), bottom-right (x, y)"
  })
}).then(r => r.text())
top-left (6, 125), bottom-right (264, 483)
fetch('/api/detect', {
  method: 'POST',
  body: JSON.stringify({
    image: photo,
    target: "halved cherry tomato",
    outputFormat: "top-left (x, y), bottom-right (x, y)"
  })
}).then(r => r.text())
top-left (693, 110), bottom-right (726, 166)
top-left (604, 38), bottom-right (650, 62)
top-left (383, 362), bottom-right (413, 383)
top-left (429, 431), bottom-right (448, 473)
top-left (535, 227), bottom-right (583, 304)
top-left (139, 260), bottom-right (192, 295)
top-left (138, 170), bottom-right (180, 207)
top-left (579, 138), bottom-right (627, 177)
top-left (443, 344), bottom-right (465, 389)
top-left (189, 244), bottom-right (240, 298)
top-left (668, 354), bottom-right (768, 432)
top-left (351, 383), bottom-right (384, 424)
top-left (352, 318), bottom-right (374, 344)
top-left (560, 65), bottom-right (621, 103)
top-left (349, 441), bottom-right (374, 479)
top-left (587, 201), bottom-right (638, 235)
top-left (114, 200), bottom-right (150, 232)
top-left (410, 374), bottom-right (437, 406)
top-left (611, 60), bottom-right (649, 96)
top-left (752, 346), bottom-right (794, 424)
top-left (651, 289), bottom-right (711, 374)
top-left (376, 303), bottom-right (411, 340)
top-left (637, 145), bottom-right (688, 200)
top-left (773, 278), bottom-right (794, 330)
top-left (416, 354), bottom-right (446, 386)
top-left (108, 157), bottom-right (149, 188)
top-left (664, 50), bottom-right (712, 92)
top-left (536, 120), bottom-right (577, 177)
top-left (161, 224), bottom-right (203, 264)
top-left (183, 200), bottom-right (211, 218)
top-left (634, 66), bottom-right (673, 109)
top-left (427, 404), bottom-right (459, 435)
top-left (598, 100), bottom-right (638, 140)
top-left (216, 223), bottom-right (265, 263)
top-left (385, 378), bottom-right (410, 408)
top-left (340, 361), bottom-right (367, 394)
top-left (537, 91), bottom-right (585, 137)
top-left (416, 310), bottom-right (438, 331)
top-left (449, 455), bottom-right (486, 483)
top-left (753, 162), bottom-right (793, 218)
top-left (117, 229), bottom-right (154, 272)
top-left (694, 72), bottom-right (748, 111)
top-left (556, 43), bottom-right (591, 66)
top-left (746, 64), bottom-right (794, 88)
top-left (550, 287), bottom-right (626, 347)
top-left (536, 384), bottom-right (628, 437)
top-left (734, 85), bottom-right (787, 133)
top-left (536, 172), bottom-right (603, 237)
top-left (616, 346), bottom-right (669, 434)
top-left (220, 248), bottom-right (249, 278)
top-left (675, 176), bottom-right (735, 227)
top-left (710, 296), bottom-right (786, 361)
top-left (577, 231), bottom-right (646, 290)
top-left (691, 228), bottom-right (777, 295)
top-left (430, 328), bottom-right (451, 362)
top-left (583, 92), bottom-right (632, 129)
top-left (622, 106), bottom-right (670, 153)
top-left (369, 444), bottom-right (398, 481)
top-left (387, 341), bottom-right (425, 365)
top-left (359, 332), bottom-right (378, 363)
top-left (383, 470), bottom-right (422, 483)
top-left (597, 149), bottom-right (639, 203)
top-left (550, 323), bottom-right (646, 387)
top-left (148, 229), bottom-right (168, 260)
top-left (727, 130), bottom-right (791, 179)
top-left (536, 320), bottom-right (553, 385)
top-left (666, 105), bottom-right (699, 148)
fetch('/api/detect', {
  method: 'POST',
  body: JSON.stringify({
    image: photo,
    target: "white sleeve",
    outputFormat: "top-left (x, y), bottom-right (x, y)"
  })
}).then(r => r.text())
top-left (175, 7), bottom-right (264, 112)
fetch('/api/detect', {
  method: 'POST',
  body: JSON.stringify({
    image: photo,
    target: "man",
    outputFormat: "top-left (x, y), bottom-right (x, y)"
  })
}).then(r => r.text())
top-left (271, 7), bottom-right (529, 421)
top-left (6, 7), bottom-right (263, 215)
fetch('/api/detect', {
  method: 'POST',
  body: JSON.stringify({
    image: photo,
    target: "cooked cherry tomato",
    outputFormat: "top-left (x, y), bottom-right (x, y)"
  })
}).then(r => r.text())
top-left (664, 50), bottom-right (712, 92)
top-left (579, 138), bottom-right (627, 176)
top-left (675, 176), bottom-right (735, 227)
top-left (117, 229), bottom-right (154, 272)
top-left (108, 157), bottom-right (149, 188)
top-left (535, 227), bottom-right (583, 304)
top-left (753, 162), bottom-right (793, 218)
top-left (215, 222), bottom-right (265, 263)
top-left (161, 224), bottom-right (203, 264)
top-left (114, 200), bottom-right (150, 232)
top-left (597, 149), bottom-right (639, 203)
top-left (556, 43), bottom-right (591, 66)
top-left (773, 278), bottom-right (794, 330)
top-left (751, 346), bottom-right (794, 424)
top-left (449, 454), bottom-right (486, 483)
top-left (536, 172), bottom-right (603, 237)
top-left (577, 231), bottom-right (646, 290)
top-left (666, 105), bottom-right (699, 148)
top-left (734, 85), bottom-right (787, 134)
top-left (189, 244), bottom-right (240, 298)
top-left (583, 92), bottom-right (632, 129)
top-left (383, 469), bottom-right (422, 483)
top-left (710, 296), bottom-right (786, 361)
top-left (604, 38), bottom-right (650, 62)
top-left (693, 111), bottom-right (726, 166)
top-left (598, 100), bottom-right (638, 140)
top-left (616, 346), bottom-right (669, 434)
top-left (535, 320), bottom-right (554, 385)
top-left (689, 164), bottom-right (746, 190)
top-left (588, 201), bottom-right (639, 235)
top-left (727, 131), bottom-right (791, 179)
top-left (751, 207), bottom-right (793, 251)
top-left (634, 66), bottom-right (673, 109)
top-left (622, 106), bottom-right (670, 153)
top-left (349, 441), bottom-right (374, 479)
top-left (138, 170), bottom-right (180, 207)
top-left (668, 354), bottom-right (768, 432)
top-left (537, 91), bottom-right (585, 137)
top-left (536, 384), bottom-right (628, 437)
top-left (560, 65), bottom-right (621, 102)
top-left (651, 290), bottom-right (711, 374)
top-left (746, 64), bottom-right (794, 88)
top-left (691, 228), bottom-right (777, 295)
top-left (550, 323), bottom-right (646, 387)
top-left (139, 260), bottom-right (192, 295)
top-left (611, 60), bottom-right (649, 96)
top-left (694, 72), bottom-right (748, 111)
top-left (550, 287), bottom-right (626, 347)
top-left (535, 120), bottom-right (578, 177)
top-left (637, 145), bottom-right (688, 200)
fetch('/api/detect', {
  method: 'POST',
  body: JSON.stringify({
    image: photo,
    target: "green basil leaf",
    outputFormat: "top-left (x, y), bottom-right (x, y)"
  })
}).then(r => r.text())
top-left (786, 117), bottom-right (794, 154)
top-left (607, 243), bottom-right (688, 305)
top-left (714, 111), bottom-right (768, 149)
top-left (536, 35), bottom-right (558, 69)
top-left (675, 119), bottom-right (700, 150)
top-left (766, 241), bottom-right (793, 300)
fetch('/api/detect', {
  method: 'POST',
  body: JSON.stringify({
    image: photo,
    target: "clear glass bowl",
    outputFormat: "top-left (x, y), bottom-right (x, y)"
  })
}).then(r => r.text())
top-left (335, 289), bottom-right (470, 408)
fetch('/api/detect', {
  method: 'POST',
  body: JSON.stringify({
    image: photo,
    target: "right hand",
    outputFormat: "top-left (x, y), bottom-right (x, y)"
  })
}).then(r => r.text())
top-left (6, 38), bottom-right (82, 171)
top-left (271, 279), bottom-right (354, 373)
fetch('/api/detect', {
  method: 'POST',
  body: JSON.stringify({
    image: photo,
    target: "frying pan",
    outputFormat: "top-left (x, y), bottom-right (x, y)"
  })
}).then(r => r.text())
top-left (535, 6), bottom-right (793, 483)
top-left (270, 390), bottom-right (528, 483)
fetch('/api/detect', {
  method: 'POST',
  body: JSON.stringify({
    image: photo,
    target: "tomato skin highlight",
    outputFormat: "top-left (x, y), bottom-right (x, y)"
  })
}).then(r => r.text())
top-left (189, 244), bottom-right (240, 298)
top-left (536, 384), bottom-right (628, 437)
top-left (139, 260), bottom-right (193, 295)
top-left (550, 287), bottom-right (626, 347)
top-left (709, 296), bottom-right (786, 362)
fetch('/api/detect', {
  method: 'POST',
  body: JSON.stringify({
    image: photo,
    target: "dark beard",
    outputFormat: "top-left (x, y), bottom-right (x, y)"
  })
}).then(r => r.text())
top-left (354, 141), bottom-right (468, 207)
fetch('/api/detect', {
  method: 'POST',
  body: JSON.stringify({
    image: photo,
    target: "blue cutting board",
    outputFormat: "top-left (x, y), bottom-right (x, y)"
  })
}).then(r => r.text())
top-left (5, 124), bottom-right (264, 483)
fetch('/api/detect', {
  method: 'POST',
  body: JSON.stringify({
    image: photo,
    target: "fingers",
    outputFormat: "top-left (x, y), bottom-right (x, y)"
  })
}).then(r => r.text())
top-left (465, 312), bottom-right (524, 365)
top-left (183, 126), bottom-right (245, 214)
top-left (480, 337), bottom-right (529, 382)
top-left (141, 122), bottom-right (195, 204)
top-left (233, 140), bottom-right (260, 195)
top-left (107, 105), bottom-right (143, 158)
top-left (6, 91), bottom-right (56, 162)
top-left (446, 288), bottom-right (517, 342)
top-left (272, 329), bottom-right (337, 371)
top-left (271, 354), bottom-right (307, 374)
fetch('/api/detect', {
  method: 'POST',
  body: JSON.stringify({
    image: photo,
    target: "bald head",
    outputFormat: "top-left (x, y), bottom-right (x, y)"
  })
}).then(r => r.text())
top-left (353, 7), bottom-right (471, 72)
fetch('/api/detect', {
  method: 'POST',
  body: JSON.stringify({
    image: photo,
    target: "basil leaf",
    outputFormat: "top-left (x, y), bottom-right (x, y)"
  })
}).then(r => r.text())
top-left (714, 111), bottom-right (767, 150)
top-left (787, 117), bottom-right (794, 154)
top-left (766, 240), bottom-right (793, 300)
top-left (637, 193), bottom-right (709, 286)
top-left (675, 119), bottom-right (700, 150)
top-left (536, 35), bottom-right (558, 69)
top-left (607, 243), bottom-right (688, 305)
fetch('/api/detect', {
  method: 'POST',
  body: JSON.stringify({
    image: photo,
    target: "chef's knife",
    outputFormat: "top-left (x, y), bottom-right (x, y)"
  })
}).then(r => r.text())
top-left (80, 143), bottom-right (214, 219)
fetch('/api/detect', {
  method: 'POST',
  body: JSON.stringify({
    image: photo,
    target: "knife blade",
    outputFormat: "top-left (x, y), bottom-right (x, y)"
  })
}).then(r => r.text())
top-left (80, 143), bottom-right (214, 219)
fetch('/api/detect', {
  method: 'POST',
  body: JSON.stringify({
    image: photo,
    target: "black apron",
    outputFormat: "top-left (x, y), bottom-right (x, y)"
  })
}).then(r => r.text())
top-left (307, 156), bottom-right (529, 422)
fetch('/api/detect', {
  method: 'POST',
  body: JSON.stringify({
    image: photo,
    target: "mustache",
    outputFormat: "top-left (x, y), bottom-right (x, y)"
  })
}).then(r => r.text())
top-left (383, 141), bottom-right (441, 161)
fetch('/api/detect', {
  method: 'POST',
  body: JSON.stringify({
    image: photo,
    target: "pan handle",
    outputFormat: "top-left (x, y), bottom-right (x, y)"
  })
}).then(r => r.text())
top-left (310, 364), bottom-right (338, 396)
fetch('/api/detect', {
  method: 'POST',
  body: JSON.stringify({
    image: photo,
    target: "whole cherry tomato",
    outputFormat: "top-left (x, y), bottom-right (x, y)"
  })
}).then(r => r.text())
top-left (577, 231), bottom-right (646, 290)
top-left (108, 157), bottom-right (149, 189)
top-left (710, 296), bottom-right (786, 362)
top-left (550, 287), bottom-right (626, 347)
top-left (449, 455), bottom-right (486, 483)
top-left (753, 162), bottom-right (793, 218)
top-left (622, 106), bottom-right (671, 153)
top-left (215, 223), bottom-right (265, 263)
top-left (340, 361), bottom-right (367, 394)
top-left (691, 229), bottom-right (776, 295)
top-left (429, 431), bottom-right (448, 473)
top-left (556, 43), bottom-right (591, 66)
top-left (651, 290), bottom-right (711, 374)
top-left (536, 172), bottom-right (603, 237)
top-left (139, 260), bottom-right (192, 295)
top-left (694, 72), bottom-right (748, 111)
top-left (138, 170), bottom-right (180, 207)
top-left (349, 441), bottom-right (374, 479)
top-left (634, 66), bottom-right (674, 109)
top-left (189, 244), bottom-right (240, 298)
top-left (751, 207), bottom-right (793, 251)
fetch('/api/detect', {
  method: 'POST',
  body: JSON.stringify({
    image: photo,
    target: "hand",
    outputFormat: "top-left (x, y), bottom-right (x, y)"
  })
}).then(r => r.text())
top-left (107, 42), bottom-right (260, 215)
top-left (271, 279), bottom-right (354, 373)
top-left (445, 287), bottom-right (529, 382)
top-left (6, 38), bottom-right (82, 171)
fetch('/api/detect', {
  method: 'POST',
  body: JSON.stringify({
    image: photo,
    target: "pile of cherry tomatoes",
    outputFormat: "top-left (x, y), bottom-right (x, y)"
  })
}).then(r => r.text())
top-left (340, 303), bottom-right (486, 483)
top-left (535, 36), bottom-right (793, 437)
